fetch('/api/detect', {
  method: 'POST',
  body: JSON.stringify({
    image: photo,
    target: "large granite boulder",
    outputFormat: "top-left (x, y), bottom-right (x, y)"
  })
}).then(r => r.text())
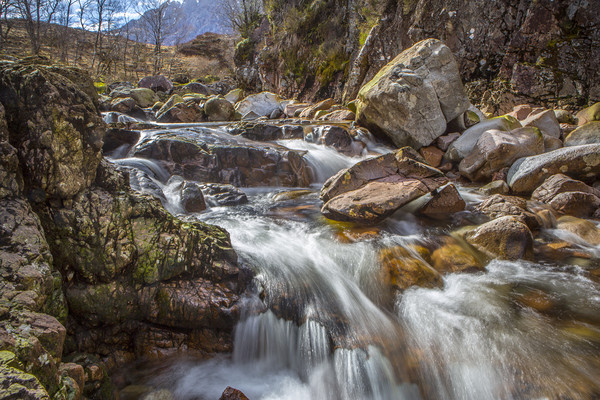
top-left (204, 96), bottom-right (236, 122)
top-left (507, 144), bottom-right (600, 193)
top-left (132, 128), bottom-right (312, 187)
top-left (356, 39), bottom-right (470, 148)
top-left (138, 75), bottom-right (173, 93)
top-left (459, 127), bottom-right (544, 181)
top-left (320, 148), bottom-right (464, 224)
top-left (235, 91), bottom-right (282, 118)
top-left (564, 122), bottom-right (600, 146)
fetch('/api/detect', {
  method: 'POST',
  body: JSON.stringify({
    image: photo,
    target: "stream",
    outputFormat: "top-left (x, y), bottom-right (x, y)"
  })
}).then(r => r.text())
top-left (110, 120), bottom-right (600, 400)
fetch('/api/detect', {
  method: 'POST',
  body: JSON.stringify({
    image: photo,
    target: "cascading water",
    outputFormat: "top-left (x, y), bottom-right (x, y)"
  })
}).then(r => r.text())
top-left (112, 121), bottom-right (600, 400)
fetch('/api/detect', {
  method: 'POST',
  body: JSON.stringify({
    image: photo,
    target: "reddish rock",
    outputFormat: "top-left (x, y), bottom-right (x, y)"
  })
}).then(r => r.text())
top-left (419, 184), bottom-right (466, 218)
top-left (435, 132), bottom-right (460, 151)
top-left (419, 146), bottom-right (444, 167)
top-left (220, 386), bottom-right (250, 400)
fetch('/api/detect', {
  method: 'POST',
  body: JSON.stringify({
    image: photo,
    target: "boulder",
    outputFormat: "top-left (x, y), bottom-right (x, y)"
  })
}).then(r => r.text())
top-left (479, 180), bottom-right (510, 196)
top-left (554, 109), bottom-right (576, 124)
top-left (564, 122), bottom-right (600, 146)
top-left (102, 128), bottom-right (141, 156)
top-left (507, 144), bottom-right (600, 194)
top-left (446, 115), bottom-right (521, 161)
top-left (308, 125), bottom-right (363, 156)
top-left (204, 97), bottom-right (235, 122)
top-left (235, 92), bottom-right (282, 118)
top-left (319, 109), bottom-right (356, 121)
top-left (180, 82), bottom-right (213, 96)
top-left (180, 182), bottom-right (207, 213)
top-left (531, 174), bottom-right (599, 203)
top-left (138, 75), bottom-right (173, 92)
top-left (129, 88), bottom-right (159, 108)
top-left (0, 104), bottom-right (23, 199)
top-left (156, 101), bottom-right (205, 123)
top-left (299, 98), bottom-right (335, 119)
top-left (419, 146), bottom-right (444, 168)
top-left (464, 216), bottom-right (534, 260)
top-left (199, 183), bottom-right (248, 206)
top-left (548, 191), bottom-right (600, 217)
top-left (224, 88), bottom-right (244, 103)
top-left (132, 128), bottom-right (312, 187)
top-left (320, 149), bottom-right (462, 224)
top-left (459, 127), bottom-right (544, 182)
top-left (477, 194), bottom-right (542, 230)
top-left (521, 109), bottom-right (561, 139)
top-left (284, 102), bottom-right (309, 117)
top-left (156, 94), bottom-right (184, 117)
top-left (110, 97), bottom-right (136, 113)
top-left (356, 39), bottom-right (470, 148)
top-left (418, 184), bottom-right (466, 218)
top-left (227, 121), bottom-right (304, 141)
top-left (575, 103), bottom-right (600, 126)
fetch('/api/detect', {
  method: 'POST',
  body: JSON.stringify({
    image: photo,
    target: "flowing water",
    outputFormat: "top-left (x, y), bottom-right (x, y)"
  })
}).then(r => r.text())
top-left (112, 122), bottom-right (600, 400)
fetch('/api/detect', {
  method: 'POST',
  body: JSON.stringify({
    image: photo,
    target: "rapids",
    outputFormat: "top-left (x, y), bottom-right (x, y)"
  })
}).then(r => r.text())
top-left (111, 122), bottom-right (600, 400)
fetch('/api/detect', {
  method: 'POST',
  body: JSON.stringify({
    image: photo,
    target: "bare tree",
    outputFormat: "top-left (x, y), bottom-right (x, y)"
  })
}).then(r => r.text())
top-left (0, 0), bottom-right (15, 48)
top-left (136, 0), bottom-right (181, 75)
top-left (87, 0), bottom-right (122, 70)
top-left (218, 0), bottom-right (261, 38)
top-left (15, 0), bottom-right (62, 54)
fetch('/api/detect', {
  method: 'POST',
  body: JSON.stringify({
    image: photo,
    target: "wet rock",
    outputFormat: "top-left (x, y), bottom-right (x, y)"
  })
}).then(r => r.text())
top-left (564, 122), bottom-right (600, 146)
top-left (430, 238), bottom-right (483, 274)
top-left (205, 97), bottom-right (235, 122)
top-left (0, 60), bottom-right (105, 200)
top-left (507, 144), bottom-right (600, 194)
top-left (102, 129), bottom-right (140, 156)
top-left (378, 246), bottom-right (442, 293)
top-left (479, 180), bottom-right (510, 196)
top-left (273, 189), bottom-right (312, 201)
top-left (464, 216), bottom-right (534, 260)
top-left (556, 216), bottom-right (600, 245)
top-left (311, 125), bottom-right (359, 156)
top-left (320, 149), bottom-right (460, 224)
top-left (142, 389), bottom-right (175, 400)
top-left (419, 184), bottom-right (466, 218)
top-left (299, 98), bottom-right (335, 119)
top-left (200, 183), bottom-right (248, 206)
top-left (227, 121), bottom-right (304, 141)
top-left (235, 92), bottom-right (282, 118)
top-left (181, 182), bottom-right (207, 213)
top-left (219, 386), bottom-right (250, 400)
top-left (133, 128), bottom-right (311, 187)
top-left (419, 146), bottom-right (444, 168)
top-left (459, 127), bottom-right (544, 182)
top-left (446, 115), bottom-right (521, 161)
top-left (575, 103), bottom-right (600, 126)
top-left (477, 194), bottom-right (542, 230)
top-left (356, 39), bottom-right (469, 148)
top-left (138, 75), bottom-right (173, 93)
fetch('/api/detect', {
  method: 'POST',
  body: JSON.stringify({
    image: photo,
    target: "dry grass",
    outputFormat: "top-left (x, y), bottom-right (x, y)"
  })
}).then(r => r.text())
top-left (0, 19), bottom-right (236, 85)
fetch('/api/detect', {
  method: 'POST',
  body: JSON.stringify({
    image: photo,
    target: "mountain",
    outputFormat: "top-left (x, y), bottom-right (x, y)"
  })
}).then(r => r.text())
top-left (126, 0), bottom-right (231, 46)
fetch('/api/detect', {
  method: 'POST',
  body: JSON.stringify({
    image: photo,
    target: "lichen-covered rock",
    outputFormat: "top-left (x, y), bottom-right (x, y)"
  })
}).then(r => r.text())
top-left (129, 88), bottom-right (159, 108)
top-left (0, 60), bottom-right (105, 201)
top-left (464, 216), bottom-right (534, 260)
top-left (356, 39), bottom-right (470, 148)
top-left (133, 128), bottom-right (312, 187)
top-left (204, 97), bottom-right (235, 122)
top-left (459, 127), bottom-right (544, 182)
top-left (564, 122), bottom-right (600, 146)
top-left (156, 100), bottom-right (205, 123)
top-left (576, 103), bottom-right (600, 126)
top-left (0, 362), bottom-right (51, 400)
top-left (507, 144), bottom-right (600, 194)
top-left (0, 104), bottom-right (22, 199)
top-left (521, 109), bottom-right (561, 139)
top-left (110, 97), bottom-right (136, 113)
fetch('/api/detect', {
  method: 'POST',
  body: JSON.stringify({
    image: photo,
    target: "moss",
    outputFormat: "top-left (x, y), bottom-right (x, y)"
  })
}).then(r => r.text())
top-left (234, 38), bottom-right (256, 65)
top-left (93, 82), bottom-right (106, 94)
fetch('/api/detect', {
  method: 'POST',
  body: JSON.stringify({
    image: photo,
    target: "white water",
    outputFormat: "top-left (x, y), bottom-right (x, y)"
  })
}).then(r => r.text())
top-left (115, 124), bottom-right (600, 400)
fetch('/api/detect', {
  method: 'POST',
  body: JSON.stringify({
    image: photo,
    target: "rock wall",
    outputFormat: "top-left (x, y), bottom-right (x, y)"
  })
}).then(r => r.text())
top-left (246, 0), bottom-right (599, 109)
top-left (0, 58), bottom-right (248, 399)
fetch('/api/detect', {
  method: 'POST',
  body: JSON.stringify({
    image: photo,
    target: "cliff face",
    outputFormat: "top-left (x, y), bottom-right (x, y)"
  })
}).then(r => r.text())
top-left (244, 0), bottom-right (599, 110)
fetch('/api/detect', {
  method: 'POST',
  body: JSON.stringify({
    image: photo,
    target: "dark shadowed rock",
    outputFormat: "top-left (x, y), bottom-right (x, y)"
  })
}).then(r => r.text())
top-left (200, 183), bottom-right (248, 207)
top-left (227, 121), bottom-right (304, 141)
top-left (138, 75), bottom-right (173, 92)
top-left (132, 128), bottom-right (312, 187)
top-left (181, 182), bottom-right (207, 213)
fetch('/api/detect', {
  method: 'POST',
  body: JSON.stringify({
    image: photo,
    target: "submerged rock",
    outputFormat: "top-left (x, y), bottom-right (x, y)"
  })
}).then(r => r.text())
top-left (200, 183), bottom-right (248, 206)
top-left (378, 246), bottom-right (442, 293)
top-left (356, 39), bottom-right (469, 148)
